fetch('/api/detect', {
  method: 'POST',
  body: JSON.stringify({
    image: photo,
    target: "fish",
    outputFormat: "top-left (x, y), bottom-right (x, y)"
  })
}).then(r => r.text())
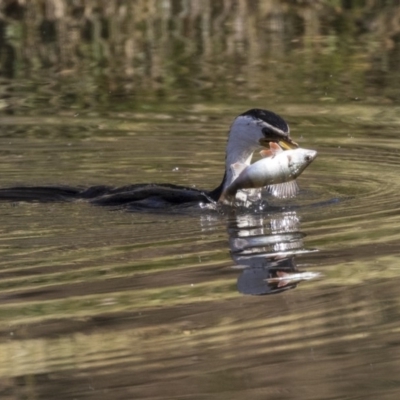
top-left (265, 271), bottom-right (322, 287)
top-left (218, 143), bottom-right (317, 204)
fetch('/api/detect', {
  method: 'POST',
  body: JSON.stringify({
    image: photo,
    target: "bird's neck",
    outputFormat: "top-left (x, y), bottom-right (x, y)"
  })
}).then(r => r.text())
top-left (224, 133), bottom-right (258, 190)
top-left (208, 115), bottom-right (265, 201)
top-left (224, 146), bottom-right (254, 190)
top-left (208, 133), bottom-right (258, 202)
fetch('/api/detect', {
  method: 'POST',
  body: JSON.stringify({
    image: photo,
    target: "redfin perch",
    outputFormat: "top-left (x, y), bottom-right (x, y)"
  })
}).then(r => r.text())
top-left (219, 143), bottom-right (317, 204)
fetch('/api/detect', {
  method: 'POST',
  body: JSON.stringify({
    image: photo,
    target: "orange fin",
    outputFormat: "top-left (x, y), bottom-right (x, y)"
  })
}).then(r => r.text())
top-left (276, 271), bottom-right (289, 278)
top-left (269, 142), bottom-right (283, 156)
top-left (260, 149), bottom-right (273, 158)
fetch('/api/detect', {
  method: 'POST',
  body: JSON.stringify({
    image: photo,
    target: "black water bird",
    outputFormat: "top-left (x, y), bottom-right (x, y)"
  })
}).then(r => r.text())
top-left (0, 109), bottom-right (297, 209)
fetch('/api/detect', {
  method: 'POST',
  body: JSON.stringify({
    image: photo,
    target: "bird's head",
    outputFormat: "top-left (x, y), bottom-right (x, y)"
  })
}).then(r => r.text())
top-left (210, 109), bottom-right (299, 199)
top-left (225, 109), bottom-right (297, 166)
top-left (237, 109), bottom-right (297, 150)
top-left (222, 109), bottom-right (297, 190)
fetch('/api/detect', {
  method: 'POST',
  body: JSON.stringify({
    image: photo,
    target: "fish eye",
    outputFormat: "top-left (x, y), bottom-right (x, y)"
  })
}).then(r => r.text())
top-left (305, 155), bottom-right (312, 162)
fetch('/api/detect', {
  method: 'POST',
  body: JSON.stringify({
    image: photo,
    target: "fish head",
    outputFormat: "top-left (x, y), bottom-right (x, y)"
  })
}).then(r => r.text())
top-left (286, 148), bottom-right (317, 178)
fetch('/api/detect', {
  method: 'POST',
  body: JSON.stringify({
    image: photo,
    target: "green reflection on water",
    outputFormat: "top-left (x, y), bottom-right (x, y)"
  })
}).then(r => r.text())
top-left (1, 1), bottom-right (400, 113)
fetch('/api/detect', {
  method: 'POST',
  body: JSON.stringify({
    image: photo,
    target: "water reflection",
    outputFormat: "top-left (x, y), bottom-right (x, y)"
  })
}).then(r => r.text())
top-left (227, 210), bottom-right (319, 295)
top-left (1, 1), bottom-right (400, 111)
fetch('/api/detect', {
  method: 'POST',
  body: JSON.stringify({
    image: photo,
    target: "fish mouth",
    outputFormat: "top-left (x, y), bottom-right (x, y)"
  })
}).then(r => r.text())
top-left (306, 150), bottom-right (318, 163)
top-left (259, 137), bottom-right (299, 150)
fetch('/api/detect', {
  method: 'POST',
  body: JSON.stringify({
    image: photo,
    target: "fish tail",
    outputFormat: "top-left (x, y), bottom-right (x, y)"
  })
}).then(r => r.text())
top-left (218, 186), bottom-right (238, 204)
top-left (218, 192), bottom-right (228, 204)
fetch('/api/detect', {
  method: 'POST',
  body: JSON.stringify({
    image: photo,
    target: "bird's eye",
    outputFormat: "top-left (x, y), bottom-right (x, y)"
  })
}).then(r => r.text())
top-left (262, 127), bottom-right (273, 137)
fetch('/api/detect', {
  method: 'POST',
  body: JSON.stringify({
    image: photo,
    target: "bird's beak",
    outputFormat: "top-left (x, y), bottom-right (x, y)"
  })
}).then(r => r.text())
top-left (278, 139), bottom-right (299, 150)
top-left (258, 137), bottom-right (298, 150)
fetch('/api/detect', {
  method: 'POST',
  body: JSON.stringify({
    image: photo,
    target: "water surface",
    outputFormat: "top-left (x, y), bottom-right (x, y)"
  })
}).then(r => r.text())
top-left (1, 2), bottom-right (400, 400)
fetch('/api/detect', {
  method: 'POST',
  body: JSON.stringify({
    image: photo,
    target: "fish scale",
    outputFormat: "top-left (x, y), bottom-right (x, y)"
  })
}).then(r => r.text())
top-left (219, 144), bottom-right (317, 204)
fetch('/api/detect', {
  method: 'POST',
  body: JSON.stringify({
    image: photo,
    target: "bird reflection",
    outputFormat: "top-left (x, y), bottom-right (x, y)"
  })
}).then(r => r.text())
top-left (227, 210), bottom-right (319, 295)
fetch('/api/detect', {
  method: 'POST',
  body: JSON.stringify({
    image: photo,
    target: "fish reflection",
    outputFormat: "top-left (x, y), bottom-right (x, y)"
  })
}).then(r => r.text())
top-left (228, 211), bottom-right (320, 295)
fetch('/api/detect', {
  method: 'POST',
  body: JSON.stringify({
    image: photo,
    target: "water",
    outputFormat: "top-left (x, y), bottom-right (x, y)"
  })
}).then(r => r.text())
top-left (2, 2), bottom-right (400, 399)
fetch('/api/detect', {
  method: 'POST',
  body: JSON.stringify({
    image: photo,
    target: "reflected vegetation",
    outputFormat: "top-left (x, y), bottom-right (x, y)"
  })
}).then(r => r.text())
top-left (2, 0), bottom-right (400, 112)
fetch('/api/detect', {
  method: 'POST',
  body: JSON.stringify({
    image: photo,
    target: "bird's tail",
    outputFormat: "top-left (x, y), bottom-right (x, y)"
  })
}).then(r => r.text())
top-left (0, 186), bottom-right (82, 203)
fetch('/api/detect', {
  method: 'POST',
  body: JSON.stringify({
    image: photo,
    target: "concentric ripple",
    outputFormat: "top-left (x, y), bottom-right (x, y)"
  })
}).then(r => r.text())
top-left (0, 108), bottom-right (400, 400)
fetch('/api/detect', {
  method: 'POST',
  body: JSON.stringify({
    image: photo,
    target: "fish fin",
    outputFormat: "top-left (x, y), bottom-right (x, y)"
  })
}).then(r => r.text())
top-left (259, 149), bottom-right (273, 158)
top-left (269, 142), bottom-right (283, 156)
top-left (278, 280), bottom-right (291, 288)
top-left (267, 180), bottom-right (299, 199)
top-left (230, 162), bottom-right (247, 180)
top-left (276, 271), bottom-right (289, 278)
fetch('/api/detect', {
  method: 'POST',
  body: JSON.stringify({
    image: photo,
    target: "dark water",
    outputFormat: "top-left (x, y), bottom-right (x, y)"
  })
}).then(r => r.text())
top-left (2, 1), bottom-right (400, 399)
